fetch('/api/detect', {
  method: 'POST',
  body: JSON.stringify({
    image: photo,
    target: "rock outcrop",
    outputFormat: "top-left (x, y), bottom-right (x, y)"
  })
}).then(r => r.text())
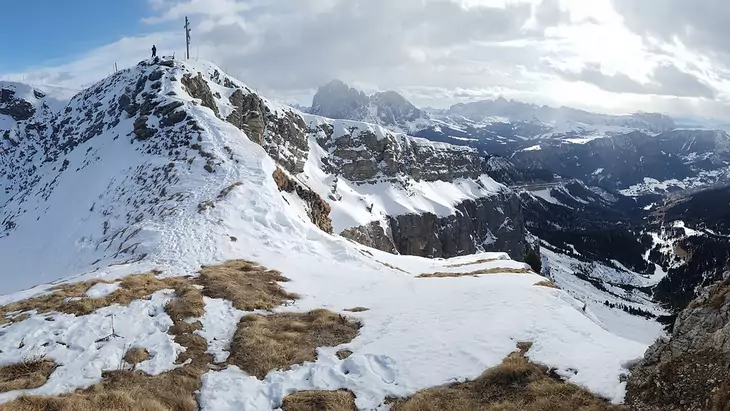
top-left (390, 193), bottom-right (525, 260)
top-left (273, 167), bottom-right (333, 233)
top-left (342, 193), bottom-right (526, 260)
top-left (0, 88), bottom-right (36, 121)
top-left (626, 273), bottom-right (730, 411)
top-left (312, 122), bottom-right (483, 183)
top-left (226, 90), bottom-right (309, 174)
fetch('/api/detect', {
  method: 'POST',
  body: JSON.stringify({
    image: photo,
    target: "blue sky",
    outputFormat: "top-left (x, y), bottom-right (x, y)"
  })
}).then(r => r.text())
top-left (0, 0), bottom-right (157, 71)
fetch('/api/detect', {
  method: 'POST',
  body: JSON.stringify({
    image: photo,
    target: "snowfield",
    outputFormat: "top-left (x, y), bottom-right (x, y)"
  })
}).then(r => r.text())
top-left (0, 59), bottom-right (657, 409)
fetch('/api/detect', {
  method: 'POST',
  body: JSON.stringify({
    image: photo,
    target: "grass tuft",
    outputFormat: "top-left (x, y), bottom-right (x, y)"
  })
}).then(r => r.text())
top-left (281, 390), bottom-right (357, 411)
top-left (534, 280), bottom-right (560, 289)
top-left (0, 270), bottom-right (214, 410)
top-left (197, 260), bottom-right (299, 311)
top-left (123, 348), bottom-right (150, 370)
top-left (0, 273), bottom-right (197, 324)
top-left (417, 267), bottom-right (533, 279)
top-left (389, 347), bottom-right (624, 411)
top-left (0, 356), bottom-right (56, 393)
top-left (228, 309), bottom-right (361, 379)
top-left (445, 258), bottom-right (501, 268)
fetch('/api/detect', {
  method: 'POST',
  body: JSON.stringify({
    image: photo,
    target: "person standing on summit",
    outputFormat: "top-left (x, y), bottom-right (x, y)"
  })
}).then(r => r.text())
top-left (151, 45), bottom-right (157, 58)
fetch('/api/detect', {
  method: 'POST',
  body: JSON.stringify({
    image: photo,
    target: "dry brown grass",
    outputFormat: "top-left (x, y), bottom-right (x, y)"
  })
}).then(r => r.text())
top-left (377, 260), bottom-right (409, 273)
top-left (343, 307), bottom-right (369, 313)
top-left (534, 280), bottom-right (561, 289)
top-left (0, 274), bottom-right (196, 325)
top-left (417, 267), bottom-right (533, 279)
top-left (228, 309), bottom-right (361, 379)
top-left (197, 260), bottom-right (299, 311)
top-left (389, 348), bottom-right (624, 411)
top-left (712, 381), bottom-right (730, 411)
top-left (123, 348), bottom-right (151, 370)
top-left (0, 272), bottom-right (213, 410)
top-left (0, 356), bottom-right (56, 393)
top-left (0, 260), bottom-right (360, 410)
top-left (0, 260), bottom-right (294, 324)
top-left (445, 258), bottom-right (501, 268)
top-left (281, 390), bottom-right (357, 411)
top-left (708, 285), bottom-right (730, 310)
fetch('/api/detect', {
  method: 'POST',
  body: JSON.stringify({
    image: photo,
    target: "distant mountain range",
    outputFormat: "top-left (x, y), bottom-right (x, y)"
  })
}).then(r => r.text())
top-left (306, 80), bottom-right (730, 195)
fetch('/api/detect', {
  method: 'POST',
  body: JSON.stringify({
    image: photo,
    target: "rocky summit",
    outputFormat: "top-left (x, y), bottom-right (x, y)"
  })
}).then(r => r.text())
top-left (626, 273), bottom-right (730, 411)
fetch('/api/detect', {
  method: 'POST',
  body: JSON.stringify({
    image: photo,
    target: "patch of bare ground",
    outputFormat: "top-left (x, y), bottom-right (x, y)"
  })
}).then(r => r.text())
top-left (228, 309), bottom-right (361, 379)
top-left (123, 348), bottom-right (150, 370)
top-left (445, 258), bottom-right (501, 268)
top-left (281, 390), bottom-right (357, 411)
top-left (534, 280), bottom-right (561, 289)
top-left (389, 345), bottom-right (624, 411)
top-left (377, 260), bottom-right (409, 273)
top-left (0, 273), bottom-right (196, 325)
top-left (336, 350), bottom-right (353, 360)
top-left (197, 260), bottom-right (299, 311)
top-left (417, 267), bottom-right (533, 279)
top-left (1, 276), bottom-right (210, 411)
top-left (0, 356), bottom-right (57, 393)
top-left (343, 307), bottom-right (369, 313)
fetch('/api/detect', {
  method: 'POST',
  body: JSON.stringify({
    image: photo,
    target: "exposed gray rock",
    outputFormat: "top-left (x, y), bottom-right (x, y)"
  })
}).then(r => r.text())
top-left (181, 72), bottom-right (219, 118)
top-left (341, 222), bottom-right (398, 254)
top-left (133, 115), bottom-right (156, 140)
top-left (226, 89), bottom-right (309, 173)
top-left (626, 274), bottom-right (730, 411)
top-left (314, 124), bottom-right (484, 183)
top-left (0, 88), bottom-right (36, 121)
top-left (118, 94), bottom-right (136, 117)
top-left (343, 193), bottom-right (526, 261)
top-left (273, 167), bottom-right (332, 233)
top-left (156, 101), bottom-right (187, 127)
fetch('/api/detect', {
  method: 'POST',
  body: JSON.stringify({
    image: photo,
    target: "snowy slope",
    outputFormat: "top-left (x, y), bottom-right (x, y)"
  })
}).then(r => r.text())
top-left (300, 114), bottom-right (504, 233)
top-left (0, 59), bottom-right (656, 408)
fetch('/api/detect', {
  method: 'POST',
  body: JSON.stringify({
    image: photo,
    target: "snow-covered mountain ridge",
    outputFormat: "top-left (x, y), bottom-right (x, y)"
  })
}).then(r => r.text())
top-left (1, 58), bottom-right (529, 292)
top-left (0, 59), bottom-right (659, 409)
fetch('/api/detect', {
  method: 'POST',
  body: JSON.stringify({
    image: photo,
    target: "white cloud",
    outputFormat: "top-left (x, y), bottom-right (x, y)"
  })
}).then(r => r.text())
top-left (3, 0), bottom-right (730, 117)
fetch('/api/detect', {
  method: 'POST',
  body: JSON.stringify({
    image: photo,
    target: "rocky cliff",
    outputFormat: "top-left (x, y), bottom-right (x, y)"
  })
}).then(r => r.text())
top-left (304, 116), bottom-right (527, 260)
top-left (626, 273), bottom-right (730, 411)
top-left (388, 193), bottom-right (526, 259)
top-left (1, 62), bottom-right (528, 270)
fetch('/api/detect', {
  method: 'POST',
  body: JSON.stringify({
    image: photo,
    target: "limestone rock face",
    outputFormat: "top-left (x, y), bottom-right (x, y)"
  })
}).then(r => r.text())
top-left (342, 193), bottom-right (526, 261)
top-left (226, 90), bottom-right (309, 174)
top-left (626, 273), bottom-right (730, 411)
top-left (181, 72), bottom-right (219, 118)
top-left (273, 168), bottom-right (333, 234)
top-left (313, 123), bottom-right (484, 184)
